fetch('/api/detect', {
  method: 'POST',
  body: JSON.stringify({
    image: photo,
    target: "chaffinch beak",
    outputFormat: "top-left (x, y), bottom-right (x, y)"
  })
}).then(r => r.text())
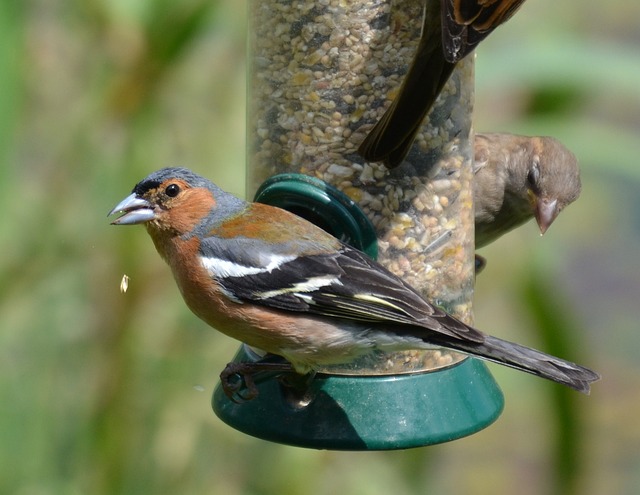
top-left (109, 193), bottom-right (156, 225)
top-left (534, 197), bottom-right (559, 235)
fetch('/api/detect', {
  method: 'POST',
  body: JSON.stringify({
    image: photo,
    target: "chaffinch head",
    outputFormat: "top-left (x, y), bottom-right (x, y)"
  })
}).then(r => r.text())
top-left (109, 167), bottom-right (598, 398)
top-left (358, 0), bottom-right (527, 168)
top-left (474, 133), bottom-right (582, 248)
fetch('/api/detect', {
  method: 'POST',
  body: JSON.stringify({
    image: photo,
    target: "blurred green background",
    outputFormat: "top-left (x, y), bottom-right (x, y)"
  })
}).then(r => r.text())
top-left (2, 0), bottom-right (639, 494)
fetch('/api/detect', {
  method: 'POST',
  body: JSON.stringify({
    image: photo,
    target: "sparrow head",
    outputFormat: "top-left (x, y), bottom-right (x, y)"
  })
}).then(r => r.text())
top-left (108, 167), bottom-right (245, 236)
top-left (522, 137), bottom-right (581, 235)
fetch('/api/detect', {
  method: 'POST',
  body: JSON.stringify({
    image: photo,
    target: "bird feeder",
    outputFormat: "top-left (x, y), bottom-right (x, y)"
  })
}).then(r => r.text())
top-left (212, 0), bottom-right (503, 449)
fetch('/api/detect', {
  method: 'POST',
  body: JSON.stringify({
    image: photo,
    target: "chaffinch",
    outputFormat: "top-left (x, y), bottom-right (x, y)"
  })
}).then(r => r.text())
top-left (109, 167), bottom-right (599, 399)
top-left (358, 0), bottom-right (527, 168)
top-left (474, 133), bottom-right (581, 248)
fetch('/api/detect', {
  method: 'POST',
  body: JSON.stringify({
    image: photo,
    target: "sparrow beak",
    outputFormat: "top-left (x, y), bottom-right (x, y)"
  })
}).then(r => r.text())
top-left (534, 198), bottom-right (559, 235)
top-left (108, 193), bottom-right (156, 225)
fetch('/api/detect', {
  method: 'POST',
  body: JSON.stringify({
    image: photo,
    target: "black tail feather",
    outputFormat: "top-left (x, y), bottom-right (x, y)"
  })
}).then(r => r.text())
top-left (444, 334), bottom-right (600, 394)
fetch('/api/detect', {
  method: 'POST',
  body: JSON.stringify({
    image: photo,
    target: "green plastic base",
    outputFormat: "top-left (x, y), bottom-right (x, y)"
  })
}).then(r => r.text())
top-left (212, 346), bottom-right (504, 450)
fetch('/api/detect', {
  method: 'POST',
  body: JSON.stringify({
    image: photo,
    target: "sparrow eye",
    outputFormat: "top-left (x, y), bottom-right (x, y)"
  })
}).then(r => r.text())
top-left (165, 183), bottom-right (181, 198)
top-left (527, 160), bottom-right (540, 191)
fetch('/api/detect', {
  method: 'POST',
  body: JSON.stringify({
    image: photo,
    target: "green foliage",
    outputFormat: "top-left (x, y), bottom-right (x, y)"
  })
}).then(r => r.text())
top-left (520, 265), bottom-right (590, 495)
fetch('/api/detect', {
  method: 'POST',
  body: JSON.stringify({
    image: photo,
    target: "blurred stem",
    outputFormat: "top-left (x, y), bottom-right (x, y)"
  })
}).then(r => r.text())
top-left (107, 0), bottom-right (216, 117)
top-left (0, 0), bottom-right (23, 198)
top-left (520, 264), bottom-right (589, 495)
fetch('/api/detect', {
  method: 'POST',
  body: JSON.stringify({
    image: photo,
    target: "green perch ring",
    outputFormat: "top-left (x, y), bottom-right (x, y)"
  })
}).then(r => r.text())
top-left (211, 174), bottom-right (504, 450)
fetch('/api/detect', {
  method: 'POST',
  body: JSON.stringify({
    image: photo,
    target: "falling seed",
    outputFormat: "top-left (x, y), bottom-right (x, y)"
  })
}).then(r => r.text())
top-left (120, 274), bottom-right (129, 293)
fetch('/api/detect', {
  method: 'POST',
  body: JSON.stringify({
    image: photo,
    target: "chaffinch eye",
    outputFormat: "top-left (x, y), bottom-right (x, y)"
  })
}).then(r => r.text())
top-left (165, 183), bottom-right (181, 198)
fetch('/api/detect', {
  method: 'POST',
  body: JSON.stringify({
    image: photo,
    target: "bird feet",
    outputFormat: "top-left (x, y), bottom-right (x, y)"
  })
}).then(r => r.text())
top-left (219, 358), bottom-right (298, 403)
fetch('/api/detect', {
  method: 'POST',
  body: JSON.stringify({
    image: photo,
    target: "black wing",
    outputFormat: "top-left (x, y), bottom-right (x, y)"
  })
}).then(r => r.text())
top-left (199, 236), bottom-right (483, 343)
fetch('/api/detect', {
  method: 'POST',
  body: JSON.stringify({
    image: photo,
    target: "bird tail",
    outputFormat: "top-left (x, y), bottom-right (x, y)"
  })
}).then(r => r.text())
top-left (445, 334), bottom-right (600, 394)
top-left (357, 17), bottom-right (455, 168)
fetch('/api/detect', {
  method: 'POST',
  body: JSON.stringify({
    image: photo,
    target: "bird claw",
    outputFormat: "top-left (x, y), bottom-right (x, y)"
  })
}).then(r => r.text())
top-left (219, 359), bottom-right (297, 403)
top-left (220, 362), bottom-right (261, 403)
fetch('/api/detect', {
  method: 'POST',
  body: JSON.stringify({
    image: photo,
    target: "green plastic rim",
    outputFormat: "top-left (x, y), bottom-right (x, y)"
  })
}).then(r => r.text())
top-left (253, 173), bottom-right (378, 259)
top-left (212, 345), bottom-right (504, 450)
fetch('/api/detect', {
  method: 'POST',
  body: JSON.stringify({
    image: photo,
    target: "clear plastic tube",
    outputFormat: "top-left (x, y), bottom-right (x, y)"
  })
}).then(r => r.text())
top-left (246, 0), bottom-right (474, 374)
